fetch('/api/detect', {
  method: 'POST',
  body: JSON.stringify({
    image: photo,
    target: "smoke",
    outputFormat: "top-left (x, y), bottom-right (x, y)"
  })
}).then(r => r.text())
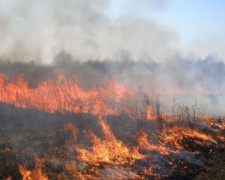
top-left (0, 53), bottom-right (225, 116)
top-left (0, 1), bottom-right (224, 115)
top-left (0, 0), bottom-right (177, 63)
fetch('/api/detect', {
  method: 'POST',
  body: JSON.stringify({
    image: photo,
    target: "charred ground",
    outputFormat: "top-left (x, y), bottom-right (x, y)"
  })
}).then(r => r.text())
top-left (0, 57), bottom-right (225, 179)
top-left (0, 102), bottom-right (224, 179)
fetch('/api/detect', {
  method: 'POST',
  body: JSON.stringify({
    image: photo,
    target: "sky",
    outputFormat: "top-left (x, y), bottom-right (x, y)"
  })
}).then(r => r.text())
top-left (108, 0), bottom-right (225, 59)
top-left (0, 0), bottom-right (225, 63)
top-left (163, 0), bottom-right (225, 58)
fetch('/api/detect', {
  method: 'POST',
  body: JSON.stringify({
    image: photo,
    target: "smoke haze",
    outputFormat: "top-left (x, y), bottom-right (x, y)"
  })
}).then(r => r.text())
top-left (0, 0), bottom-right (177, 63)
top-left (0, 1), bottom-right (224, 116)
top-left (0, 53), bottom-right (224, 116)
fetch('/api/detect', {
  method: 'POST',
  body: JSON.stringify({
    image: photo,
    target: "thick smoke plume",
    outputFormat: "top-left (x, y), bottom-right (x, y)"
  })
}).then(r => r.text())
top-left (0, 0), bottom-right (176, 63)
top-left (0, 1), bottom-right (224, 115)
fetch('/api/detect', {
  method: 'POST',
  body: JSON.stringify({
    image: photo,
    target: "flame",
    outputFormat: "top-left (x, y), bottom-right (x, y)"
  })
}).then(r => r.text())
top-left (76, 117), bottom-right (144, 166)
top-left (161, 126), bottom-right (217, 150)
top-left (19, 155), bottom-right (48, 180)
top-left (1, 147), bottom-right (10, 153)
top-left (0, 72), bottom-right (223, 179)
top-left (0, 73), bottom-right (131, 115)
top-left (137, 130), bottom-right (171, 155)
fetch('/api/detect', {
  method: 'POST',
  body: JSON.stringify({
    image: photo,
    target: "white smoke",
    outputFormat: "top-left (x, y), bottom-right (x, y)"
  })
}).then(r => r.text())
top-left (0, 0), bottom-right (177, 63)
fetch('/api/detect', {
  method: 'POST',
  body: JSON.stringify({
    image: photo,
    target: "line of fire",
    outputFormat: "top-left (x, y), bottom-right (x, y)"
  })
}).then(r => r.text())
top-left (0, 59), bottom-right (224, 179)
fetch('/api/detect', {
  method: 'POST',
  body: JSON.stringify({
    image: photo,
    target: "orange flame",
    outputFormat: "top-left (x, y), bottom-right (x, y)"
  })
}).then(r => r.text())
top-left (0, 72), bottom-right (222, 179)
top-left (0, 73), bottom-right (131, 115)
top-left (19, 155), bottom-right (48, 180)
top-left (76, 117), bottom-right (144, 166)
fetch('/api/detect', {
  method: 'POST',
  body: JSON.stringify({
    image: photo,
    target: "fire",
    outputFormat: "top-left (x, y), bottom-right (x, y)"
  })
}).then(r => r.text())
top-left (0, 72), bottom-right (224, 179)
top-left (1, 147), bottom-right (10, 153)
top-left (161, 126), bottom-right (217, 150)
top-left (19, 155), bottom-right (48, 180)
top-left (137, 130), bottom-right (171, 155)
top-left (75, 117), bottom-right (144, 166)
top-left (197, 115), bottom-right (225, 129)
top-left (0, 73), bottom-right (131, 115)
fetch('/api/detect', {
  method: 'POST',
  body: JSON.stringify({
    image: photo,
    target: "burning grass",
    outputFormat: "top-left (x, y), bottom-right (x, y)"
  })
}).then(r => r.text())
top-left (0, 73), bottom-right (224, 179)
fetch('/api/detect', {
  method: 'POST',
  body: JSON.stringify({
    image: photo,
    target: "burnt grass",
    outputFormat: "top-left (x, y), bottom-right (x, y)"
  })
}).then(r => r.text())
top-left (0, 103), bottom-right (224, 180)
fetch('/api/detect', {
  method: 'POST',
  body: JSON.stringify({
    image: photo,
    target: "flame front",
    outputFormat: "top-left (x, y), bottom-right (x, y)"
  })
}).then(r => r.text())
top-left (0, 73), bottom-right (131, 115)
top-left (19, 156), bottom-right (48, 180)
top-left (0, 73), bottom-right (224, 179)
